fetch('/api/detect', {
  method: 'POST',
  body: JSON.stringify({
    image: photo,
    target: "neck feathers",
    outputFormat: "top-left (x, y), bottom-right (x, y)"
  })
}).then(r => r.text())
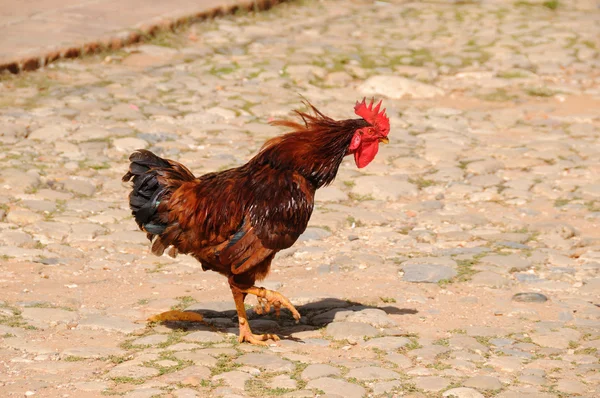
top-left (251, 104), bottom-right (368, 188)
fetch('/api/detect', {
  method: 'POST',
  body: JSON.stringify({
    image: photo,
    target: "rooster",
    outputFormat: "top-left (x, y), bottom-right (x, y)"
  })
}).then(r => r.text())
top-left (123, 99), bottom-right (390, 345)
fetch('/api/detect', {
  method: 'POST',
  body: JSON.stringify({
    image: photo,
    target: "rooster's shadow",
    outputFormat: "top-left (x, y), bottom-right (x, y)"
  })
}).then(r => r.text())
top-left (160, 297), bottom-right (418, 343)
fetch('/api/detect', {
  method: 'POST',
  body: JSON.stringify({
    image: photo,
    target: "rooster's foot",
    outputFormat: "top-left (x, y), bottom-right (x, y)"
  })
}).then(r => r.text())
top-left (250, 287), bottom-right (300, 322)
top-left (238, 318), bottom-right (280, 346)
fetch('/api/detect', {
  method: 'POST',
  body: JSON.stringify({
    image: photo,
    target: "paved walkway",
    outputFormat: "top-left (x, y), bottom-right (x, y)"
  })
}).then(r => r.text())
top-left (0, 0), bottom-right (599, 397)
top-left (0, 0), bottom-right (281, 73)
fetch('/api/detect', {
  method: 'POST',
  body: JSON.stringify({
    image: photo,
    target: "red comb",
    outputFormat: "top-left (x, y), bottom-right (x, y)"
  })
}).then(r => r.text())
top-left (354, 98), bottom-right (390, 136)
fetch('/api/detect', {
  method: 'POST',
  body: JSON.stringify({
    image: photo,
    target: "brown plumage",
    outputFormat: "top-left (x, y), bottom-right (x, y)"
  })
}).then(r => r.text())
top-left (123, 100), bottom-right (390, 344)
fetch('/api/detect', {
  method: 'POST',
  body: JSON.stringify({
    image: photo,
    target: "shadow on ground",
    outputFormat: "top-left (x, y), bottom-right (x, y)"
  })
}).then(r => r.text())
top-left (156, 297), bottom-right (418, 342)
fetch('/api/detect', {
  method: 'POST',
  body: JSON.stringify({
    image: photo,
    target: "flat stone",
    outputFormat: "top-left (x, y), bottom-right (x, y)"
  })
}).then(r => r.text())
top-left (174, 351), bottom-right (218, 367)
top-left (62, 178), bottom-right (96, 196)
top-left (325, 322), bottom-right (379, 341)
top-left (28, 126), bottom-right (68, 142)
top-left (124, 388), bottom-right (164, 398)
top-left (212, 370), bottom-right (253, 390)
top-left (173, 388), bottom-right (199, 398)
top-left (555, 379), bottom-right (587, 395)
top-left (182, 330), bottom-right (224, 343)
top-left (443, 387), bottom-right (485, 398)
top-left (470, 271), bottom-right (510, 288)
top-left (480, 254), bottom-right (531, 271)
top-left (362, 336), bottom-right (410, 350)
top-left (530, 328), bottom-right (581, 349)
top-left (0, 169), bottom-right (39, 193)
top-left (107, 364), bottom-right (160, 379)
top-left (512, 293), bottom-right (548, 303)
top-left (345, 309), bottom-right (396, 328)
top-left (359, 75), bottom-right (445, 99)
top-left (413, 376), bottom-right (450, 392)
top-left (352, 175), bottom-right (418, 200)
top-left (6, 209), bottom-right (44, 225)
top-left (268, 374), bottom-right (297, 390)
top-left (131, 334), bottom-right (169, 346)
top-left (298, 227), bottom-right (332, 242)
top-left (346, 366), bottom-right (400, 380)
top-left (402, 264), bottom-right (457, 283)
top-left (306, 377), bottom-right (366, 398)
top-left (21, 308), bottom-right (78, 327)
top-left (464, 375), bottom-right (502, 390)
top-left (78, 315), bottom-right (143, 334)
top-left (301, 364), bottom-right (341, 380)
top-left (372, 380), bottom-right (402, 395)
top-left (113, 137), bottom-right (149, 152)
top-left (61, 346), bottom-right (126, 359)
top-left (449, 336), bottom-right (489, 354)
top-left (385, 353), bottom-right (413, 369)
top-left (74, 381), bottom-right (110, 391)
top-left (159, 365), bottom-right (210, 385)
top-left (235, 353), bottom-right (294, 372)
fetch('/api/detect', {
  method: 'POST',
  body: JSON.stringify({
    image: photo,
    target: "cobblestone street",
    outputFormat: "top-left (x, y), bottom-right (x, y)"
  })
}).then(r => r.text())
top-left (0, 0), bottom-right (599, 397)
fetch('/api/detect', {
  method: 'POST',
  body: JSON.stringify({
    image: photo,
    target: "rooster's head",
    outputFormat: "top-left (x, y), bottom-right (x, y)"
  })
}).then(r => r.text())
top-left (348, 98), bottom-right (390, 168)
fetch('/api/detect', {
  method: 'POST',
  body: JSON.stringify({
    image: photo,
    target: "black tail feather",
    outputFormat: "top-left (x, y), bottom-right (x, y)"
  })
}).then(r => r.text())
top-left (122, 149), bottom-right (192, 238)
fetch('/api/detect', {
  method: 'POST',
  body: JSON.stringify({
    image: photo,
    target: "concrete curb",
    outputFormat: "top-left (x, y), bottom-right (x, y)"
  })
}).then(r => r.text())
top-left (0, 0), bottom-right (289, 75)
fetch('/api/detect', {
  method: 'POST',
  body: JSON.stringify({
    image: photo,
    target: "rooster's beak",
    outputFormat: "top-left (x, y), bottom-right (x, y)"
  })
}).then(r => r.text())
top-left (379, 137), bottom-right (389, 144)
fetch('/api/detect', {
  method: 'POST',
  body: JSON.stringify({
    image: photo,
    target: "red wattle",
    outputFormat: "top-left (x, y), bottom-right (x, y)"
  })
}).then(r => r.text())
top-left (354, 141), bottom-right (379, 168)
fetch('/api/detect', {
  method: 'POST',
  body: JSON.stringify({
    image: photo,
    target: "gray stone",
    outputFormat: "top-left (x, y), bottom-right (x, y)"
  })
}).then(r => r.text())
top-left (359, 75), bottom-right (445, 99)
top-left (301, 364), bottom-right (341, 380)
top-left (235, 353), bottom-right (294, 372)
top-left (464, 375), bottom-right (502, 390)
top-left (325, 322), bottom-right (379, 341)
top-left (402, 264), bottom-right (457, 283)
top-left (346, 366), bottom-right (400, 380)
top-left (512, 293), bottom-right (548, 303)
top-left (306, 377), bottom-right (366, 398)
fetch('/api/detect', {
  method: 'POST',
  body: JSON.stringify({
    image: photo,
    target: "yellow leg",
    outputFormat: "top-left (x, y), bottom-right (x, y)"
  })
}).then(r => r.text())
top-left (230, 283), bottom-right (280, 346)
